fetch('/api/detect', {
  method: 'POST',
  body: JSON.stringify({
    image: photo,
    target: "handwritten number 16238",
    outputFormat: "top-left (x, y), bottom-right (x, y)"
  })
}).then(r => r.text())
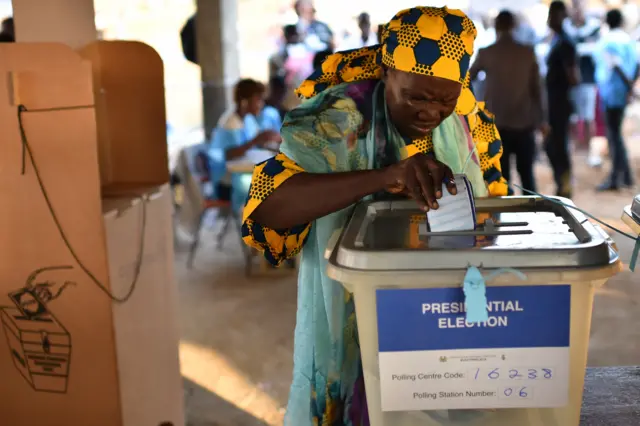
top-left (477, 368), bottom-right (553, 380)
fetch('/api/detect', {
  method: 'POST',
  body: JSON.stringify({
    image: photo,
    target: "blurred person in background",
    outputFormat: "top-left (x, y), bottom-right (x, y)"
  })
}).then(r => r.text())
top-left (337, 12), bottom-right (378, 51)
top-left (470, 10), bottom-right (544, 193)
top-left (180, 15), bottom-right (197, 64)
top-left (564, 3), bottom-right (601, 164)
top-left (594, 9), bottom-right (638, 191)
top-left (470, 13), bottom-right (496, 101)
top-left (0, 17), bottom-right (14, 42)
top-left (513, 12), bottom-right (538, 46)
top-left (281, 25), bottom-right (315, 89)
top-left (269, 25), bottom-right (303, 81)
top-left (269, 24), bottom-right (314, 111)
top-left (294, 0), bottom-right (334, 52)
top-left (209, 79), bottom-right (281, 202)
top-left (377, 24), bottom-right (385, 42)
top-left (260, 77), bottom-right (288, 130)
top-left (545, 0), bottom-right (579, 198)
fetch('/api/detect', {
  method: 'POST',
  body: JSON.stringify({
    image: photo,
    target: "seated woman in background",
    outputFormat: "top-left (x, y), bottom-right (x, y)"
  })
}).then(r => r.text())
top-left (241, 7), bottom-right (507, 425)
top-left (209, 78), bottom-right (281, 202)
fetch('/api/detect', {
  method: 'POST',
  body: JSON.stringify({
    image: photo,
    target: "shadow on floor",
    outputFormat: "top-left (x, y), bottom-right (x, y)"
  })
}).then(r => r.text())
top-left (175, 228), bottom-right (295, 424)
top-left (184, 377), bottom-right (271, 426)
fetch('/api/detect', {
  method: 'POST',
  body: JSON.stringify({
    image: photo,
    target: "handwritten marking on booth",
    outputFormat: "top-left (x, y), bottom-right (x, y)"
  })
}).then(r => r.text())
top-left (375, 285), bottom-right (571, 411)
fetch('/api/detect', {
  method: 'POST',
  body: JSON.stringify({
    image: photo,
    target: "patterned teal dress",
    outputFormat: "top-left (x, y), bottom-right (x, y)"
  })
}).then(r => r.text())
top-left (242, 79), bottom-right (507, 425)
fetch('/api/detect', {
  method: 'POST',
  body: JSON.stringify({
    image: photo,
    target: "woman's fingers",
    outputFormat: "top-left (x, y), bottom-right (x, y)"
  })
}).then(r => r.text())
top-left (406, 171), bottom-right (430, 212)
top-left (387, 153), bottom-right (459, 211)
top-left (443, 166), bottom-right (457, 195)
top-left (413, 162), bottom-right (437, 209)
top-left (425, 158), bottom-right (445, 199)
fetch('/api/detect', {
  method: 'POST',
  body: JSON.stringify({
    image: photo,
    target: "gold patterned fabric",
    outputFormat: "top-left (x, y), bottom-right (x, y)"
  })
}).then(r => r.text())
top-left (296, 6), bottom-right (478, 115)
top-left (242, 153), bottom-right (310, 265)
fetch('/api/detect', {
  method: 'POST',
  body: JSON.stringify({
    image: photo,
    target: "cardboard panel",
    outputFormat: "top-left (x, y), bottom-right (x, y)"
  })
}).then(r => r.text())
top-left (78, 41), bottom-right (170, 194)
top-left (0, 43), bottom-right (121, 425)
top-left (8, 69), bottom-right (95, 110)
top-left (1, 43), bottom-right (95, 110)
top-left (102, 185), bottom-right (184, 426)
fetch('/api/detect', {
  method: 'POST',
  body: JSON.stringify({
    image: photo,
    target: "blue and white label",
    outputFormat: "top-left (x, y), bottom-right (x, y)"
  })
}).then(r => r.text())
top-left (375, 285), bottom-right (571, 411)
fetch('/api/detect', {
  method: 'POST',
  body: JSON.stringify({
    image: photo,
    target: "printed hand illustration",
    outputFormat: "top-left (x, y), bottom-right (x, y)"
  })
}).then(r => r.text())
top-left (32, 280), bottom-right (76, 303)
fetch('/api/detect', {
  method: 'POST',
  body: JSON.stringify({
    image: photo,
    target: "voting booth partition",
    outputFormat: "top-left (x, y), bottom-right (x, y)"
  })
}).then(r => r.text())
top-left (326, 197), bottom-right (622, 426)
top-left (78, 40), bottom-right (170, 196)
top-left (0, 43), bottom-right (183, 426)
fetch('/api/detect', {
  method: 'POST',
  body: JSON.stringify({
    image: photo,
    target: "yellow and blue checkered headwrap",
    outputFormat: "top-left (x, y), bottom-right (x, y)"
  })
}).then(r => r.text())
top-left (296, 6), bottom-right (478, 114)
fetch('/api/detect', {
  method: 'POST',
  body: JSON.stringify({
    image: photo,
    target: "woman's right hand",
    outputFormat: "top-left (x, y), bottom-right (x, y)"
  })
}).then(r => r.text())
top-left (383, 153), bottom-right (457, 212)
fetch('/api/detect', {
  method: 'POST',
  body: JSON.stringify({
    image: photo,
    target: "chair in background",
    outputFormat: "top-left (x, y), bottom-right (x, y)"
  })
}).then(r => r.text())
top-left (185, 150), bottom-right (240, 268)
top-left (174, 144), bottom-right (239, 269)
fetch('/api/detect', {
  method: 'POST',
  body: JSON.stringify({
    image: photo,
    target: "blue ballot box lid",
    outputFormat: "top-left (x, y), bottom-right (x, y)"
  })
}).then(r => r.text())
top-left (328, 196), bottom-right (618, 271)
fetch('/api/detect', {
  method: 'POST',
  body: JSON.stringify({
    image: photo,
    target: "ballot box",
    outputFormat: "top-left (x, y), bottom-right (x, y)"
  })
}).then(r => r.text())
top-left (326, 196), bottom-right (622, 426)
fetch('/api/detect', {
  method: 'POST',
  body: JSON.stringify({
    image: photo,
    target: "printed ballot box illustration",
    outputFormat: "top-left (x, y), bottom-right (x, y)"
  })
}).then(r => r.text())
top-left (326, 197), bottom-right (622, 426)
top-left (1, 267), bottom-right (73, 393)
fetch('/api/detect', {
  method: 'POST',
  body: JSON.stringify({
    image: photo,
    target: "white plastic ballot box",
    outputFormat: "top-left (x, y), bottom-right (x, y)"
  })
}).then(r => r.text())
top-left (326, 196), bottom-right (622, 426)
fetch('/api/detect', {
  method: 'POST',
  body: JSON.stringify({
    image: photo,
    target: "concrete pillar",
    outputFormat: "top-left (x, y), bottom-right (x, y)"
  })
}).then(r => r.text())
top-left (196, 0), bottom-right (240, 140)
top-left (11, 0), bottom-right (96, 48)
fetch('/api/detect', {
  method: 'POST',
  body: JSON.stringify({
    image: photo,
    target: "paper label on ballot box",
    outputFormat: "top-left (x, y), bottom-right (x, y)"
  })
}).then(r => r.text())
top-left (375, 285), bottom-right (571, 411)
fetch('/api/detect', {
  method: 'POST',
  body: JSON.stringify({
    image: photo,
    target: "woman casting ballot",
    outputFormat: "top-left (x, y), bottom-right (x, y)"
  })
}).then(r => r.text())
top-left (242, 6), bottom-right (507, 425)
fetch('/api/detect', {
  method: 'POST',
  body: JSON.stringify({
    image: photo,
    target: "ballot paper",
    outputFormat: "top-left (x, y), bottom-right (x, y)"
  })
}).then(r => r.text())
top-left (418, 174), bottom-right (476, 234)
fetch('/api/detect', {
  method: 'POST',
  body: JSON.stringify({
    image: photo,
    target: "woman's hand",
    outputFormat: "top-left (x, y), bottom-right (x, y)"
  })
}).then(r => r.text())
top-left (226, 130), bottom-right (282, 161)
top-left (383, 153), bottom-right (457, 212)
top-left (253, 130), bottom-right (282, 147)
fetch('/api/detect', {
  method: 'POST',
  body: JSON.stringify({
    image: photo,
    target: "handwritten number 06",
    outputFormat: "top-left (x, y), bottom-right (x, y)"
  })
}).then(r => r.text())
top-left (504, 387), bottom-right (528, 397)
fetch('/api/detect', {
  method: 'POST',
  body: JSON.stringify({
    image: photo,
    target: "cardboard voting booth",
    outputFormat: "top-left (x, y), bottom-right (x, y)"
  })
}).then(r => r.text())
top-left (78, 40), bottom-right (169, 195)
top-left (102, 185), bottom-right (183, 426)
top-left (0, 43), bottom-right (183, 426)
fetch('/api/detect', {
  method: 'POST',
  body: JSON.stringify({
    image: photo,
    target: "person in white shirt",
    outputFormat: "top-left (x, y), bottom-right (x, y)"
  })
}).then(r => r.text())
top-left (337, 12), bottom-right (378, 52)
top-left (594, 9), bottom-right (638, 190)
top-left (563, 5), bottom-right (602, 163)
top-left (294, 0), bottom-right (334, 52)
